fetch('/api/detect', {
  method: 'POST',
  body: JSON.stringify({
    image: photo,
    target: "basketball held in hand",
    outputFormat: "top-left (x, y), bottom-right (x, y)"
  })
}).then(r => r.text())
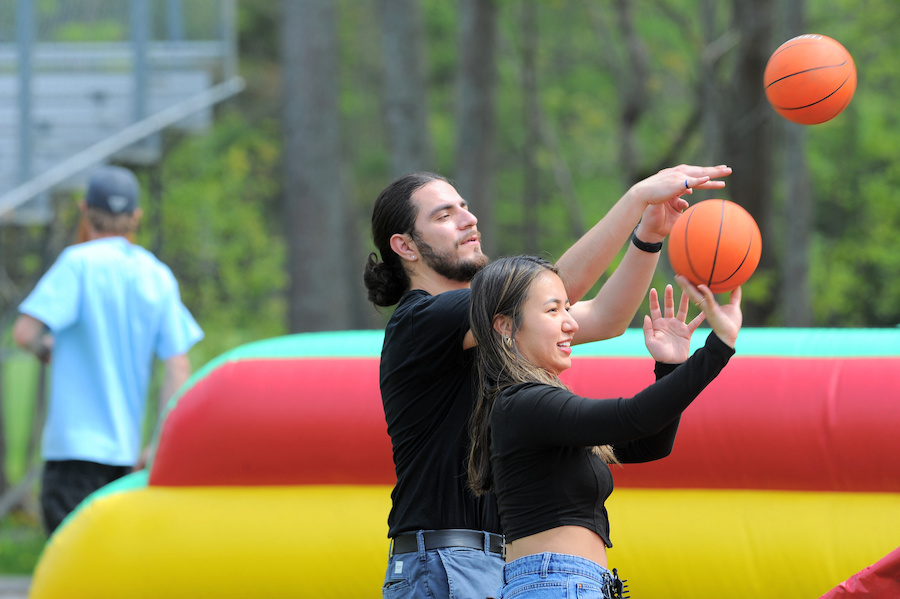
top-left (667, 200), bottom-right (762, 294)
top-left (764, 34), bottom-right (856, 125)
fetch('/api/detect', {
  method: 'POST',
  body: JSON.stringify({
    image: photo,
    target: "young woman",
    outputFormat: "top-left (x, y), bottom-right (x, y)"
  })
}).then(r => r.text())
top-left (468, 255), bottom-right (742, 598)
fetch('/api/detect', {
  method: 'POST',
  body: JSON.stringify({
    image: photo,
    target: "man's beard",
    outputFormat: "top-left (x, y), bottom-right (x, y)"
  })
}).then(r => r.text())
top-left (413, 232), bottom-right (489, 283)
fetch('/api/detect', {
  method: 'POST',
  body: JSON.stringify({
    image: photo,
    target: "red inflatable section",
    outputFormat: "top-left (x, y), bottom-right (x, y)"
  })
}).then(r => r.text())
top-left (562, 356), bottom-right (900, 492)
top-left (818, 546), bottom-right (900, 598)
top-left (150, 353), bottom-right (900, 493)
top-left (150, 358), bottom-right (392, 486)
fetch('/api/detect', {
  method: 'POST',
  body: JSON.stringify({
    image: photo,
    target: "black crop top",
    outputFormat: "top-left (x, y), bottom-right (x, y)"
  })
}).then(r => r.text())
top-left (489, 332), bottom-right (734, 547)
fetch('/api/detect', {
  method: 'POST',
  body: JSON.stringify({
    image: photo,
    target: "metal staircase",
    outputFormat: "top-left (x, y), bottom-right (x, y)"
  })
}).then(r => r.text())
top-left (0, 0), bottom-right (242, 224)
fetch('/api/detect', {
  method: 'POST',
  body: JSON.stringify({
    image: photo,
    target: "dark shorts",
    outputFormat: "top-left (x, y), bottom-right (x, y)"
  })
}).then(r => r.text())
top-left (41, 459), bottom-right (131, 536)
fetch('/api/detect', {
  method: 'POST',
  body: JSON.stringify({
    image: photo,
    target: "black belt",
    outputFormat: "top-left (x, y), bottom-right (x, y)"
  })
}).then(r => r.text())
top-left (391, 529), bottom-right (505, 556)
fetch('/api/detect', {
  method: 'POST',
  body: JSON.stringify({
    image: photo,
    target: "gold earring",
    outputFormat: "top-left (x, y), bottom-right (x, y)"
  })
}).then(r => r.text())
top-left (504, 336), bottom-right (513, 348)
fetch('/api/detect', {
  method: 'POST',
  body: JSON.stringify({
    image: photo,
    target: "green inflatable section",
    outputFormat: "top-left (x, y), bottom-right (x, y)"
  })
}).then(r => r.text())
top-left (576, 327), bottom-right (900, 358)
top-left (191, 327), bottom-right (900, 366)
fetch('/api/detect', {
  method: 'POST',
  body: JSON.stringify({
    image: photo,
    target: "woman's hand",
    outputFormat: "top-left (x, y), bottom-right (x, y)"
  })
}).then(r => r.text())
top-left (675, 276), bottom-right (743, 348)
top-left (642, 284), bottom-right (705, 363)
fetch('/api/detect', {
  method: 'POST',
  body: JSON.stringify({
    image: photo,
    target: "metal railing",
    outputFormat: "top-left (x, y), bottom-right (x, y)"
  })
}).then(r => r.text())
top-left (0, 75), bottom-right (245, 222)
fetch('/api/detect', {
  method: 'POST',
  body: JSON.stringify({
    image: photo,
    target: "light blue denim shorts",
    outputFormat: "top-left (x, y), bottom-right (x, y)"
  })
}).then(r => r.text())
top-left (500, 552), bottom-right (616, 599)
top-left (383, 530), bottom-right (505, 599)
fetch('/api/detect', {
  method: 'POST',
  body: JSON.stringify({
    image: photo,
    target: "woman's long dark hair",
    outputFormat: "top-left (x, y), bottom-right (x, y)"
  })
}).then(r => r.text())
top-left (467, 255), bottom-right (618, 495)
top-left (363, 172), bottom-right (450, 307)
top-left (468, 256), bottom-right (565, 495)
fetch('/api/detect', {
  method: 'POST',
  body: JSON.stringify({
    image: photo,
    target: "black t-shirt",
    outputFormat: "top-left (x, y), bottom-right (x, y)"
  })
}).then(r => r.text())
top-left (490, 333), bottom-right (734, 547)
top-left (380, 288), bottom-right (501, 537)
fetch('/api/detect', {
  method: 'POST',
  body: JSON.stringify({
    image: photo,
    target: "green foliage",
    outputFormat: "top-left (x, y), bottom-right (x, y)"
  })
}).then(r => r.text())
top-left (54, 20), bottom-right (124, 42)
top-left (804, 0), bottom-right (900, 326)
top-left (238, 1), bottom-right (281, 63)
top-left (35, 0), bottom-right (124, 42)
top-left (336, 0), bottom-right (392, 224)
top-left (413, 0), bottom-right (900, 326)
top-left (138, 111), bottom-right (288, 367)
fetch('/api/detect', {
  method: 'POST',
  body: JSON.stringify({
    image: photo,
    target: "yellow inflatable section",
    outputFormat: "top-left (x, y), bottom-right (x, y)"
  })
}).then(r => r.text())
top-left (31, 480), bottom-right (393, 599)
top-left (32, 483), bottom-right (899, 599)
top-left (607, 489), bottom-right (900, 598)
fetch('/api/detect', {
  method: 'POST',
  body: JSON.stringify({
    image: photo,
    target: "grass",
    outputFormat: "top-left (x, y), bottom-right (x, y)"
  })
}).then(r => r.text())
top-left (1, 354), bottom-right (46, 575)
top-left (0, 511), bottom-right (45, 575)
top-left (3, 355), bottom-right (40, 482)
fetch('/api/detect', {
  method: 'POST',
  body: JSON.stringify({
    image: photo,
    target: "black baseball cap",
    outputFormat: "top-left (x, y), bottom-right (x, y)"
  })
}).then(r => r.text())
top-left (85, 166), bottom-right (139, 214)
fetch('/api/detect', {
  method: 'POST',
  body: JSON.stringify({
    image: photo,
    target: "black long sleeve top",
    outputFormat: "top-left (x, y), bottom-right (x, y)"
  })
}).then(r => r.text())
top-left (489, 332), bottom-right (735, 547)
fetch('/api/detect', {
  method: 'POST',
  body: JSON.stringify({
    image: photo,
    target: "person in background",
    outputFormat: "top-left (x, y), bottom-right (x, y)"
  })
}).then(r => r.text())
top-left (363, 164), bottom-right (731, 598)
top-left (467, 255), bottom-right (742, 598)
top-left (12, 165), bottom-right (203, 536)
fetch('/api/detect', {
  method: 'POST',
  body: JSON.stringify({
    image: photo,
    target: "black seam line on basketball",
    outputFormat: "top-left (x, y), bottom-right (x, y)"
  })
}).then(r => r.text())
top-left (764, 61), bottom-right (849, 88)
top-left (770, 39), bottom-right (819, 59)
top-left (708, 201), bottom-right (725, 288)
top-left (774, 74), bottom-right (853, 111)
top-left (716, 238), bottom-right (754, 285)
top-left (826, 93), bottom-right (854, 121)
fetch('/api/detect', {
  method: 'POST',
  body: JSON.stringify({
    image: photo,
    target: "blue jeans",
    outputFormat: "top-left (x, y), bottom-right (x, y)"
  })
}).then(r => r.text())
top-left (383, 530), bottom-right (505, 599)
top-left (499, 553), bottom-right (615, 599)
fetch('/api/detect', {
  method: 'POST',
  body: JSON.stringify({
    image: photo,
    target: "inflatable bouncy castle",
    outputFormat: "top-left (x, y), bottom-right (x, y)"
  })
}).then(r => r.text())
top-left (28, 329), bottom-right (900, 598)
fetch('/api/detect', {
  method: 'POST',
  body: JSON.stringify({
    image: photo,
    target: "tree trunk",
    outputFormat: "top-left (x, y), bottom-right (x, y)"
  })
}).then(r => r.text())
top-left (454, 0), bottom-right (498, 258)
top-left (780, 0), bottom-right (813, 326)
top-left (585, 0), bottom-right (649, 185)
top-left (721, 0), bottom-right (775, 325)
top-left (521, 0), bottom-right (540, 254)
top-left (281, 0), bottom-right (354, 332)
top-left (613, 0), bottom-right (650, 184)
top-left (379, 0), bottom-right (435, 176)
top-left (698, 0), bottom-right (731, 164)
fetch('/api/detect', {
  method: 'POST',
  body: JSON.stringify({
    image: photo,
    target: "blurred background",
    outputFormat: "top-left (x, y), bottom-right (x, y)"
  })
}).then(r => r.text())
top-left (0, 0), bottom-right (899, 578)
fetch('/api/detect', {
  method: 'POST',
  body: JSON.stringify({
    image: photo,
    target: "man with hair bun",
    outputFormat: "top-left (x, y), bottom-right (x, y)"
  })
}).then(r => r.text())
top-left (364, 164), bottom-right (731, 598)
top-left (13, 165), bottom-right (203, 536)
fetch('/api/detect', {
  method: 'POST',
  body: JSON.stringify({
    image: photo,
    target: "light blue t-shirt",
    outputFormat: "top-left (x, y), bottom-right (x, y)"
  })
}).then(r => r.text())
top-left (19, 237), bottom-right (204, 466)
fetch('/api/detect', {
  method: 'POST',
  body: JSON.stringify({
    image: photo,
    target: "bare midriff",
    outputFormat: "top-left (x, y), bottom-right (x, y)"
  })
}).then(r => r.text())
top-left (504, 525), bottom-right (608, 567)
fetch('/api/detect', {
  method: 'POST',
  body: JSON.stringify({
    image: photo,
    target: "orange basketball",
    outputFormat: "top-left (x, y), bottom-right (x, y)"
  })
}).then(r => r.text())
top-left (764, 34), bottom-right (856, 125)
top-left (667, 199), bottom-right (762, 294)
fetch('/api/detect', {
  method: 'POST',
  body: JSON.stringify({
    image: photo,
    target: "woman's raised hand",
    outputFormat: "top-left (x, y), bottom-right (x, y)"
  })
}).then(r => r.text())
top-left (674, 275), bottom-right (743, 349)
top-left (642, 284), bottom-right (705, 364)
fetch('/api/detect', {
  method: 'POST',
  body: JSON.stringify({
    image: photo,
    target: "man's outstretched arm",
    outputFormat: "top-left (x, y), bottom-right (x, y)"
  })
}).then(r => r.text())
top-left (560, 164), bottom-right (732, 342)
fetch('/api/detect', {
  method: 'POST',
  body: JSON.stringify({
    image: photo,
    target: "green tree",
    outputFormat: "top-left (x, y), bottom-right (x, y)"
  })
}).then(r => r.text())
top-left (140, 111), bottom-right (287, 364)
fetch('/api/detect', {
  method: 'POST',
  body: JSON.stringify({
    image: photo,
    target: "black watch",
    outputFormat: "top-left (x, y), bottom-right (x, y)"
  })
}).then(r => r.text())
top-left (631, 226), bottom-right (663, 253)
